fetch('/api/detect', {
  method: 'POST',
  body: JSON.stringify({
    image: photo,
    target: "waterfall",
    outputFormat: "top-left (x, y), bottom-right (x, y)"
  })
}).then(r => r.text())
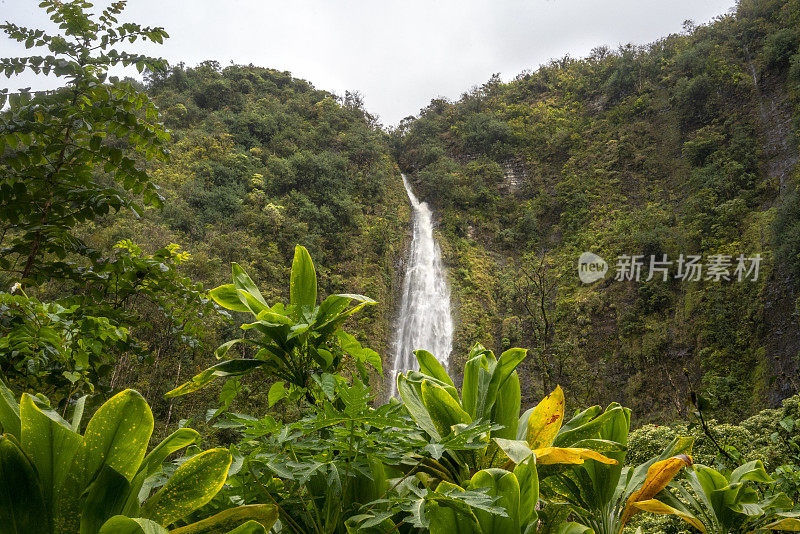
top-left (388, 174), bottom-right (454, 398)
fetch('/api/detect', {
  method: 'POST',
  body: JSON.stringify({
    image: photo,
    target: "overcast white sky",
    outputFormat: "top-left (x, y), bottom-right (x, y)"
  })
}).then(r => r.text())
top-left (1, 0), bottom-right (736, 126)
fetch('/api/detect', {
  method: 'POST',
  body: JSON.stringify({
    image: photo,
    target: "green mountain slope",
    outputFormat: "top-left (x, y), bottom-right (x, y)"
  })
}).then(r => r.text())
top-left (394, 0), bottom-right (800, 421)
top-left (86, 63), bottom-right (409, 419)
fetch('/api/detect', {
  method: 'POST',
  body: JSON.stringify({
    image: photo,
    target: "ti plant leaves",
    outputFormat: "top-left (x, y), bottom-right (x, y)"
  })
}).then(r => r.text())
top-left (167, 246), bottom-right (378, 401)
top-left (0, 387), bottom-right (274, 534)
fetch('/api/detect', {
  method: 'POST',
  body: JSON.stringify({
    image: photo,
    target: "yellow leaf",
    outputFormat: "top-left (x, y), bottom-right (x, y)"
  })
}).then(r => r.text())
top-left (620, 455), bottom-right (693, 529)
top-left (632, 498), bottom-right (706, 533)
top-left (533, 446), bottom-right (618, 466)
top-left (761, 518), bottom-right (800, 531)
top-left (526, 385), bottom-right (565, 449)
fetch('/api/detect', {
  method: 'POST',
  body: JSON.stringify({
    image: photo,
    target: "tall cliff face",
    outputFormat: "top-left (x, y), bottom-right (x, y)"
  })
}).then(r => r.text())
top-left (395, 0), bottom-right (800, 422)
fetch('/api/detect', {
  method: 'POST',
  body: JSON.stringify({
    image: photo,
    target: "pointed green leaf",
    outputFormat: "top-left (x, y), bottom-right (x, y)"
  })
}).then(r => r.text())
top-left (80, 465), bottom-right (131, 534)
top-left (415, 349), bottom-right (454, 387)
top-left (397, 374), bottom-right (440, 440)
top-left (20, 393), bottom-right (82, 511)
top-left (290, 245), bottom-right (317, 312)
top-left (209, 284), bottom-right (249, 313)
top-left (421, 380), bottom-right (472, 438)
top-left (165, 360), bottom-right (267, 397)
top-left (55, 390), bottom-right (153, 533)
top-left (123, 428), bottom-right (201, 515)
top-left (140, 448), bottom-right (232, 526)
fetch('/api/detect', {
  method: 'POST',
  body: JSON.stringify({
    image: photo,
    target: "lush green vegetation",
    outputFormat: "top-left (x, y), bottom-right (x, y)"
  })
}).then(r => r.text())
top-left (1, 1), bottom-right (800, 533)
top-left (394, 0), bottom-right (800, 421)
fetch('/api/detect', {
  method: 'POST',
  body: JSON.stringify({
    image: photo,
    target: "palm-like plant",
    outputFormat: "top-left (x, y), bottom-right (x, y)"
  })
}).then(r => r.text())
top-left (0, 381), bottom-right (276, 534)
top-left (537, 401), bottom-right (695, 534)
top-left (634, 460), bottom-right (800, 533)
top-left (166, 245), bottom-right (380, 401)
top-left (392, 345), bottom-right (624, 533)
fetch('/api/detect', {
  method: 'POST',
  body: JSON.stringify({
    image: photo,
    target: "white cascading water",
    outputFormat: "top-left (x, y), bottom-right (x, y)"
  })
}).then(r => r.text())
top-left (388, 174), bottom-right (454, 398)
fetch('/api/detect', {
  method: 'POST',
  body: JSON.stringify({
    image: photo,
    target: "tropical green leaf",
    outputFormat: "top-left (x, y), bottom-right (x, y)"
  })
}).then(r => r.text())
top-left (55, 390), bottom-right (153, 533)
top-left (0, 434), bottom-right (49, 534)
top-left (422, 380), bottom-right (472, 438)
top-left (99, 516), bottom-right (169, 534)
top-left (19, 393), bottom-right (82, 511)
top-left (416, 349), bottom-right (454, 387)
top-left (289, 245), bottom-right (317, 312)
top-left (165, 360), bottom-right (268, 397)
top-left (209, 284), bottom-right (249, 313)
top-left (0, 379), bottom-right (21, 438)
top-left (80, 465), bottom-right (131, 534)
top-left (170, 505), bottom-right (278, 534)
top-left (140, 448), bottom-right (232, 526)
top-left (124, 428), bottom-right (202, 515)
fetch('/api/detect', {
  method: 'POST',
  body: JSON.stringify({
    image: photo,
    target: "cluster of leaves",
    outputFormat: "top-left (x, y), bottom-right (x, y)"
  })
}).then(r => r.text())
top-left (0, 380), bottom-right (277, 533)
top-left (165, 245), bottom-right (382, 402)
top-left (0, 1), bottom-right (223, 422)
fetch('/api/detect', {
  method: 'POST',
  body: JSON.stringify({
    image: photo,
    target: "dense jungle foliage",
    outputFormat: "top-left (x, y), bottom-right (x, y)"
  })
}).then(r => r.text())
top-left (395, 0), bottom-right (800, 421)
top-left (1, 0), bottom-right (800, 533)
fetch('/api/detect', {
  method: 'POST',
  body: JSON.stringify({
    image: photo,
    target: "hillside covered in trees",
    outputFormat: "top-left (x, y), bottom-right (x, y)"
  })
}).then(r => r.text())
top-left (395, 0), bottom-right (800, 421)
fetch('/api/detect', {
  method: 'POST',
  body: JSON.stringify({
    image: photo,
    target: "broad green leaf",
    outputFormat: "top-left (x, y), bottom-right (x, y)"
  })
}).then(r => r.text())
top-left (209, 284), bottom-right (249, 313)
top-left (514, 457), bottom-right (538, 527)
top-left (123, 428), bottom-right (202, 515)
top-left (475, 348), bottom-right (526, 421)
top-left (427, 482), bottom-right (484, 534)
top-left (20, 393), bottom-right (82, 512)
top-left (314, 294), bottom-right (374, 329)
top-left (214, 339), bottom-right (248, 359)
top-left (165, 360), bottom-right (267, 397)
top-left (99, 516), bottom-right (169, 534)
top-left (461, 344), bottom-right (489, 418)
top-left (231, 263), bottom-right (268, 307)
top-left (416, 349), bottom-right (454, 387)
top-left (421, 380), bottom-right (472, 438)
top-left (80, 465), bottom-right (131, 534)
top-left (170, 505), bottom-right (278, 534)
top-left (80, 389), bottom-right (153, 481)
top-left (290, 245), bottom-right (317, 312)
top-left (140, 448), bottom-right (232, 526)
top-left (729, 459), bottom-right (773, 484)
top-left (397, 374), bottom-right (441, 440)
top-left (0, 379), bottom-right (21, 438)
top-left (524, 385), bottom-right (564, 449)
top-left (0, 434), bottom-right (49, 534)
top-left (55, 390), bottom-right (153, 533)
top-left (268, 381), bottom-right (287, 407)
top-left (493, 370), bottom-right (521, 441)
top-left (468, 468), bottom-right (521, 534)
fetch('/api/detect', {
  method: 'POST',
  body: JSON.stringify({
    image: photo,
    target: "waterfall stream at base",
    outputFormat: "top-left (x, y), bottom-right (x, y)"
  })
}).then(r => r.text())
top-left (388, 175), bottom-right (453, 398)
